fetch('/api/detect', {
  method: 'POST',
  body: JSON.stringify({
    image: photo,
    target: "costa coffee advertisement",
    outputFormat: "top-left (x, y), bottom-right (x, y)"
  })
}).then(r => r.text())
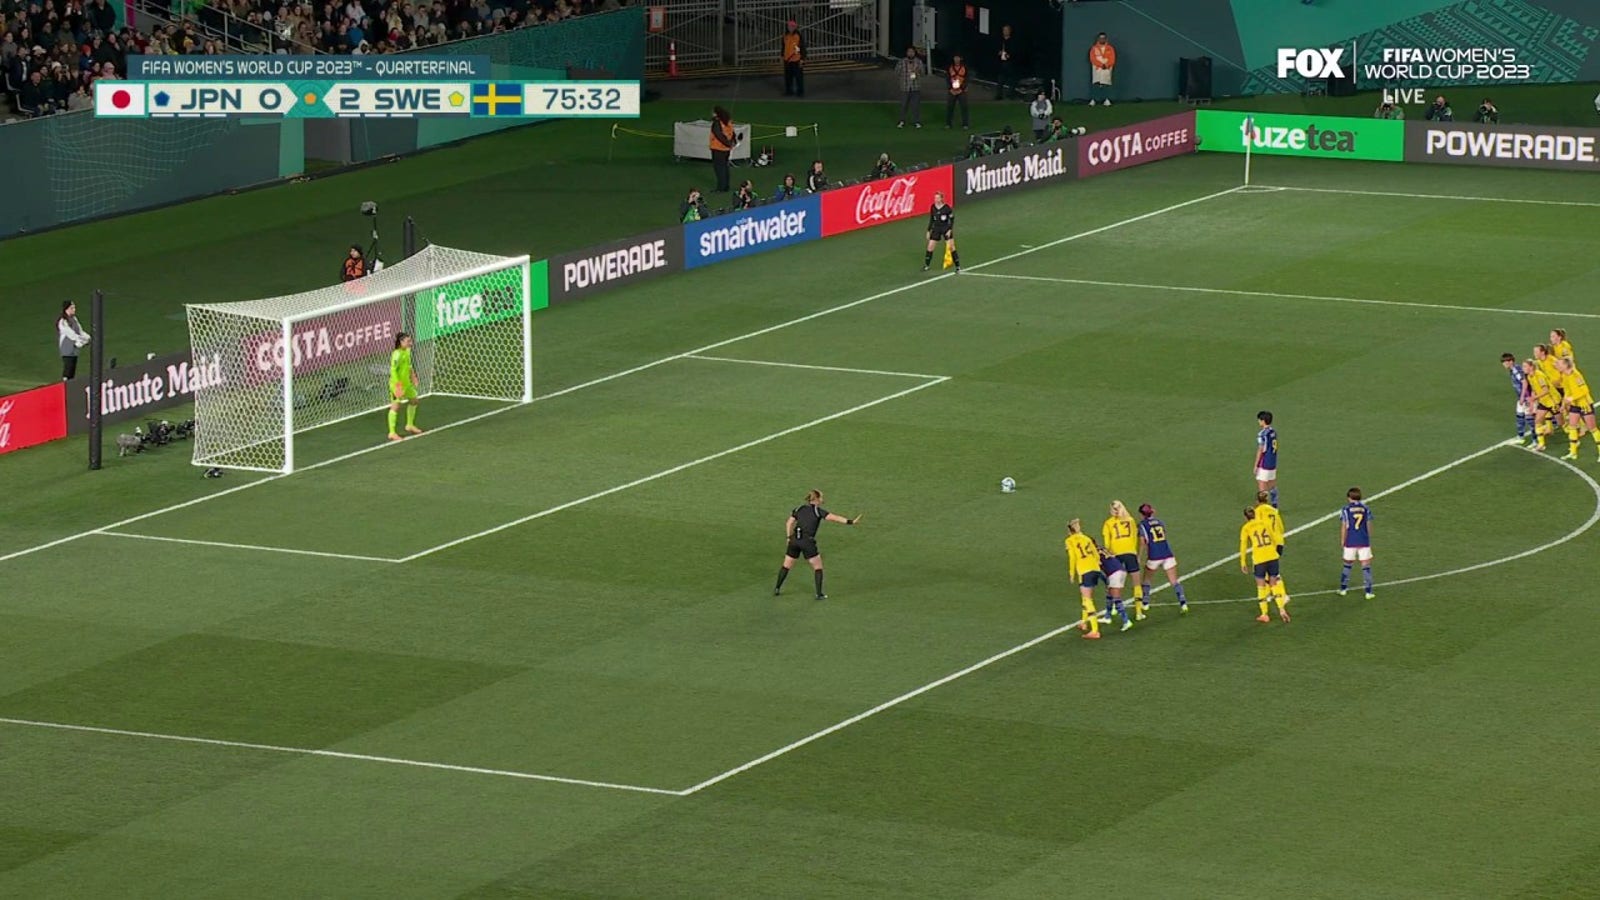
top-left (65, 350), bottom-right (224, 435)
top-left (1405, 121), bottom-right (1600, 171)
top-left (241, 296), bottom-right (402, 386)
top-left (547, 226), bottom-right (683, 304)
top-left (1078, 111), bottom-right (1196, 178)
top-left (954, 140), bottom-right (1076, 201)
top-left (820, 165), bottom-right (955, 237)
top-left (0, 382), bottom-right (67, 455)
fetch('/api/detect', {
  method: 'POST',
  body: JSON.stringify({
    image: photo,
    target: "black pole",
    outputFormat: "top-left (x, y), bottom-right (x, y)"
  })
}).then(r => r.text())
top-left (87, 288), bottom-right (104, 471)
top-left (403, 216), bottom-right (416, 259)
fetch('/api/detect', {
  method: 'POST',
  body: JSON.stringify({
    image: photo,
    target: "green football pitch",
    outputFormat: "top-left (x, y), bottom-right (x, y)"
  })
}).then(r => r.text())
top-left (5, 150), bottom-right (1600, 897)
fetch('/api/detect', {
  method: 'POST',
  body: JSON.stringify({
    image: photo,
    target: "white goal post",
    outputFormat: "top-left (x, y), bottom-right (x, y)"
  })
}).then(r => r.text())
top-left (185, 244), bottom-right (532, 474)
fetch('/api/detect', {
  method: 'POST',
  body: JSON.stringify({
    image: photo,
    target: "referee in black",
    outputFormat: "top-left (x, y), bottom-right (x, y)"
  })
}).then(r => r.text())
top-left (774, 489), bottom-right (862, 600)
top-left (922, 191), bottom-right (959, 273)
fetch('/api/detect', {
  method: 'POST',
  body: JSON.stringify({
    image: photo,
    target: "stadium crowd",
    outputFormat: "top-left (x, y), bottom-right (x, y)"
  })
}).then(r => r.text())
top-left (3, 0), bottom-right (621, 118)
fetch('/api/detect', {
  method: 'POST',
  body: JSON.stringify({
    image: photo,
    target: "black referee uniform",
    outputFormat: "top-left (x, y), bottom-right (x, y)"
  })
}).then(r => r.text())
top-left (924, 201), bottom-right (959, 272)
top-left (775, 501), bottom-right (854, 599)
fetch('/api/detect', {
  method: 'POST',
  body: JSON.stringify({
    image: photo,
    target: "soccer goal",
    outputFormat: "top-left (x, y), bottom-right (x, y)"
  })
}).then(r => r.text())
top-left (185, 245), bottom-right (532, 474)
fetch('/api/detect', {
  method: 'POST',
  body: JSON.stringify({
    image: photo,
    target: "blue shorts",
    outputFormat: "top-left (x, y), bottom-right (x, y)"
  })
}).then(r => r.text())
top-left (1253, 559), bottom-right (1281, 579)
top-left (1080, 571), bottom-right (1107, 589)
top-left (1115, 553), bottom-right (1139, 575)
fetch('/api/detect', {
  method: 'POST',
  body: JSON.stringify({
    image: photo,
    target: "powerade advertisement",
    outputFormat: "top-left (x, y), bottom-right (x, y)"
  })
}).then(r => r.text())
top-left (547, 226), bottom-right (682, 304)
top-left (1405, 121), bottom-right (1600, 171)
top-left (684, 194), bottom-right (821, 269)
top-left (1195, 110), bottom-right (1404, 162)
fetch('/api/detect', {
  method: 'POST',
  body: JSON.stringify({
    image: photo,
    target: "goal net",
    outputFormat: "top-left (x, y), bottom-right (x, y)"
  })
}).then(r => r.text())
top-left (185, 244), bottom-right (532, 473)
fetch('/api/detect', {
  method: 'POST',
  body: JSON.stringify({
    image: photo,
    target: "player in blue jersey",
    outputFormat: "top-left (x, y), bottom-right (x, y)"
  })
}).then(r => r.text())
top-left (1137, 503), bottom-right (1189, 614)
top-left (1090, 543), bottom-right (1133, 632)
top-left (1502, 352), bottom-right (1532, 444)
top-left (1337, 487), bottom-right (1374, 599)
top-left (1254, 410), bottom-right (1279, 507)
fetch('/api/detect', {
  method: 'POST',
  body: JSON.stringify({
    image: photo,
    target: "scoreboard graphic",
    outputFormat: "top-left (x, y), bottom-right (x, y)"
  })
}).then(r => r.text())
top-left (96, 55), bottom-right (640, 119)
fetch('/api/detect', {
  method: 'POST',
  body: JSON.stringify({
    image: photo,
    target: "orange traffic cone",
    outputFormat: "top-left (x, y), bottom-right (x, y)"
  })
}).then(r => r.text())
top-left (668, 41), bottom-right (679, 78)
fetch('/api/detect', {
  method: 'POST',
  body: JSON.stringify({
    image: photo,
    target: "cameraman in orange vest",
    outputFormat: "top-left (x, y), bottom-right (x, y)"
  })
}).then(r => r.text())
top-left (945, 54), bottom-right (970, 130)
top-left (709, 106), bottom-right (739, 192)
top-left (782, 20), bottom-right (806, 97)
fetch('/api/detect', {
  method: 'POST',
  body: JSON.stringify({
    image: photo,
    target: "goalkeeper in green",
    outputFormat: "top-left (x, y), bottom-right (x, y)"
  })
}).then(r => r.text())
top-left (387, 332), bottom-right (423, 441)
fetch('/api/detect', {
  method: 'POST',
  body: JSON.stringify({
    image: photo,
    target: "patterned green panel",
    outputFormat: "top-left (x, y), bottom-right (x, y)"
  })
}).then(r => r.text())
top-left (424, 8), bottom-right (645, 82)
top-left (1240, 0), bottom-right (1599, 94)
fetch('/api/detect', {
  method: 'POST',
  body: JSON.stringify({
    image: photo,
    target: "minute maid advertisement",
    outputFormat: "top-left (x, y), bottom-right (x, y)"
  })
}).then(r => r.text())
top-left (414, 262), bottom-right (548, 342)
top-left (1195, 110), bottom-right (1404, 162)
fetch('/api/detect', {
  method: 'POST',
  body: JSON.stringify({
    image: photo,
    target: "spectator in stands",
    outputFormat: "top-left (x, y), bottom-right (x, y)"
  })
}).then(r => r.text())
top-left (1030, 89), bottom-right (1052, 140)
top-left (1089, 31), bottom-right (1115, 106)
top-left (773, 173), bottom-right (798, 201)
top-left (1425, 95), bottom-right (1453, 122)
top-left (1474, 98), bottom-right (1499, 124)
top-left (87, 0), bottom-right (114, 36)
top-left (58, 301), bottom-right (91, 380)
top-left (896, 46), bottom-right (921, 129)
top-left (17, 67), bottom-right (46, 115)
top-left (678, 188), bottom-right (707, 223)
top-left (1374, 99), bottom-right (1403, 120)
top-left (66, 70), bottom-right (89, 108)
top-left (870, 152), bottom-right (896, 180)
top-left (805, 159), bottom-right (827, 193)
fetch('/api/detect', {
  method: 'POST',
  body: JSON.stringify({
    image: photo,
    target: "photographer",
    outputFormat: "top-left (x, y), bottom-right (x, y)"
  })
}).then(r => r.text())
top-left (679, 188), bottom-right (708, 223)
top-left (994, 125), bottom-right (1020, 154)
top-left (1474, 98), bottom-right (1500, 124)
top-left (870, 152), bottom-right (897, 180)
top-left (1425, 95), bottom-right (1453, 122)
top-left (341, 244), bottom-right (367, 282)
top-left (773, 173), bottom-right (799, 201)
top-left (1030, 91), bottom-right (1053, 140)
top-left (709, 106), bottom-right (739, 193)
top-left (735, 180), bottom-right (758, 210)
top-left (1374, 100), bottom-right (1404, 120)
top-left (806, 159), bottom-right (828, 193)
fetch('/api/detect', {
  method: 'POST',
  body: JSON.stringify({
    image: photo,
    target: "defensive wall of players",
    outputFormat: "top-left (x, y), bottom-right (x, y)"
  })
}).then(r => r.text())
top-left (2, 110), bottom-right (1596, 456)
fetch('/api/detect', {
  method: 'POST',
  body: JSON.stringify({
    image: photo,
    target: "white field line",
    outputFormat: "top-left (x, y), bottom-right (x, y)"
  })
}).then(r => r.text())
top-left (0, 187), bottom-right (1240, 568)
top-left (93, 531), bottom-right (403, 564)
top-left (8, 443), bottom-right (1590, 795)
top-left (684, 355), bottom-right (944, 380)
top-left (676, 438), bottom-right (1537, 795)
top-left (964, 272), bottom-right (1600, 321)
top-left (395, 377), bottom-right (951, 563)
top-left (0, 716), bottom-right (682, 796)
top-left (1258, 184), bottom-right (1600, 209)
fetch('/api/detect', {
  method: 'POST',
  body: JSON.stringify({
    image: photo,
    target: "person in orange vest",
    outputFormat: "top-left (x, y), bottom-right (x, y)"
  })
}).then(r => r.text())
top-left (708, 105), bottom-right (739, 192)
top-left (782, 19), bottom-right (806, 97)
top-left (342, 244), bottom-right (367, 282)
top-left (1089, 32), bottom-right (1116, 106)
top-left (944, 53), bottom-right (969, 130)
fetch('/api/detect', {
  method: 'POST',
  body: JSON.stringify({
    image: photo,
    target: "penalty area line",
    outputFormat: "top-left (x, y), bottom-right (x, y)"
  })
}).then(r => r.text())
top-left (678, 438), bottom-right (1572, 796)
top-left (92, 531), bottom-right (404, 564)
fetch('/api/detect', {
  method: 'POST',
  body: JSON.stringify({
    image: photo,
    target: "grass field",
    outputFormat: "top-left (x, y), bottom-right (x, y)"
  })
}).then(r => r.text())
top-left (5, 148), bottom-right (1600, 897)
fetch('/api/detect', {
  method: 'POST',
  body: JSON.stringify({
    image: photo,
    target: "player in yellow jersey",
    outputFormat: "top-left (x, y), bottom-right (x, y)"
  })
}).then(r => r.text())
top-left (1535, 344), bottom-right (1564, 406)
top-left (1252, 490), bottom-right (1290, 609)
top-left (1240, 507), bottom-right (1290, 623)
top-left (1102, 500), bottom-right (1146, 620)
top-left (1524, 359), bottom-right (1561, 451)
top-left (1555, 357), bottom-right (1600, 461)
top-left (1550, 329), bottom-right (1575, 367)
top-left (1064, 519), bottom-right (1108, 640)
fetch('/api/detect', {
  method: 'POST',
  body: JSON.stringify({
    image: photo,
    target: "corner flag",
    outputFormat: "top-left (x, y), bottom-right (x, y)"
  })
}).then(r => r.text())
top-left (942, 244), bottom-right (954, 269)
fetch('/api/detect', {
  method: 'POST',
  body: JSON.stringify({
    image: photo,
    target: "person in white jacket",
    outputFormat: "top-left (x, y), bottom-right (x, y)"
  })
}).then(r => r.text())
top-left (58, 300), bottom-right (91, 380)
top-left (1030, 91), bottom-right (1053, 140)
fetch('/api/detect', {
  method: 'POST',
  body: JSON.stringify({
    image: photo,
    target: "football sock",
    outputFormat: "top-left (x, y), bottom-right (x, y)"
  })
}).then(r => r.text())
top-left (405, 404), bottom-right (417, 428)
top-left (1591, 430), bottom-right (1600, 447)
top-left (386, 408), bottom-right (398, 434)
top-left (1362, 566), bottom-right (1374, 593)
top-left (1275, 594), bottom-right (1288, 612)
top-left (1115, 599), bottom-right (1128, 623)
top-left (1173, 583), bottom-right (1188, 604)
top-left (1340, 563), bottom-right (1352, 590)
top-left (814, 570), bottom-right (824, 596)
top-left (1269, 487), bottom-right (1279, 507)
top-left (1258, 600), bottom-right (1269, 617)
top-left (1104, 598), bottom-right (1115, 617)
top-left (774, 567), bottom-right (790, 591)
top-left (1273, 579), bottom-right (1288, 600)
top-left (951, 251), bottom-right (961, 267)
top-left (1538, 422), bottom-right (1549, 448)
top-left (924, 250), bottom-right (933, 266)
top-left (1084, 605), bottom-right (1100, 635)
top-left (1515, 414), bottom-right (1527, 437)
top-left (1569, 428), bottom-right (1581, 454)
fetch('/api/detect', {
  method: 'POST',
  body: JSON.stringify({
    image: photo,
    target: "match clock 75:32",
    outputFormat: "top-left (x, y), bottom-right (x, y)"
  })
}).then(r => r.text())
top-left (527, 82), bottom-right (640, 117)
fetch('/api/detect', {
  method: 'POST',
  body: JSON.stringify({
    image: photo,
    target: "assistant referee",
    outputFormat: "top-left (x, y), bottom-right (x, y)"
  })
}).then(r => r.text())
top-left (774, 489), bottom-right (861, 600)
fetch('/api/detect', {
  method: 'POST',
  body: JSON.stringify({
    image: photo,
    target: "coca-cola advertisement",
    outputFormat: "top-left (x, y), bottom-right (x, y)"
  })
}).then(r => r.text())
top-left (238, 296), bottom-right (403, 386)
top-left (1077, 111), bottom-right (1197, 178)
top-left (0, 382), bottom-right (67, 456)
top-left (820, 165), bottom-right (955, 237)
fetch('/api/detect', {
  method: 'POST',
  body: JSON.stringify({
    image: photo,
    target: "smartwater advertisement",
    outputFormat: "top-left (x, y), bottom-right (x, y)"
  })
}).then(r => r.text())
top-left (684, 194), bottom-right (821, 269)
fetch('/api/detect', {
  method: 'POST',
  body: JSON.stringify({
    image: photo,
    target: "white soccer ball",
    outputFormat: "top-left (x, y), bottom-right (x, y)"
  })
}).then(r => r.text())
top-left (1000, 476), bottom-right (1016, 493)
